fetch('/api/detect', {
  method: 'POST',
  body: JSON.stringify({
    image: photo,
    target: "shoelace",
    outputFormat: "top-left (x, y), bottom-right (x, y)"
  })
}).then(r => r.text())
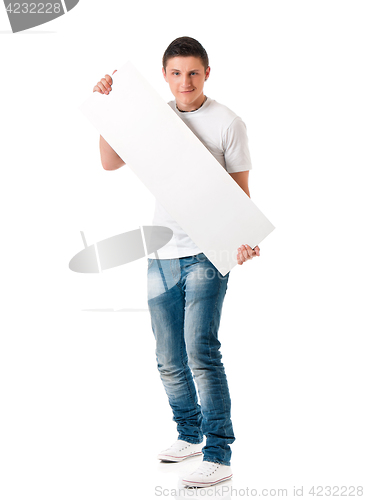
top-left (169, 440), bottom-right (193, 451)
top-left (194, 461), bottom-right (220, 476)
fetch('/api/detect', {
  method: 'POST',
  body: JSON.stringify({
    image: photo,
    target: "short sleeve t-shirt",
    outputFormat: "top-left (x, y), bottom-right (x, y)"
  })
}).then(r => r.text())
top-left (150, 96), bottom-right (252, 259)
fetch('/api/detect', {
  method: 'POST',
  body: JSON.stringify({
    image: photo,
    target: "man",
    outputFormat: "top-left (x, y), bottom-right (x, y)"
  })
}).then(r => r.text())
top-left (93, 37), bottom-right (260, 487)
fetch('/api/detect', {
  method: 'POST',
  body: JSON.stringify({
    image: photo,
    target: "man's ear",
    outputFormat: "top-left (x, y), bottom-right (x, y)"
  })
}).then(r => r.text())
top-left (162, 67), bottom-right (168, 82)
top-left (205, 66), bottom-right (211, 82)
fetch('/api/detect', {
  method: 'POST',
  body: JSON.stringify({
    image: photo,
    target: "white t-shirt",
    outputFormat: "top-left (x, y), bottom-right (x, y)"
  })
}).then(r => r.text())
top-left (150, 96), bottom-right (252, 259)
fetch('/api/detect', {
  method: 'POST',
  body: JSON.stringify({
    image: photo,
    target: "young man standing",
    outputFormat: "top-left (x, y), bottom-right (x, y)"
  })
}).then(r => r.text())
top-left (93, 37), bottom-right (260, 487)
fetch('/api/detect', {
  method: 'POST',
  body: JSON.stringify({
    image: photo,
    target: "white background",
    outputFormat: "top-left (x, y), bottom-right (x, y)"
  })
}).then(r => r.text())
top-left (0, 1), bottom-right (364, 499)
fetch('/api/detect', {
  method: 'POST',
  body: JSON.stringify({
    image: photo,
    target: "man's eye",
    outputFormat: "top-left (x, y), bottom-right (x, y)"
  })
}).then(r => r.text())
top-left (190, 72), bottom-right (196, 75)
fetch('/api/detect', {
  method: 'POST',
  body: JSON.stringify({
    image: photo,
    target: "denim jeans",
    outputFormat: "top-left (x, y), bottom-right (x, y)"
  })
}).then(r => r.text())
top-left (147, 252), bottom-right (235, 466)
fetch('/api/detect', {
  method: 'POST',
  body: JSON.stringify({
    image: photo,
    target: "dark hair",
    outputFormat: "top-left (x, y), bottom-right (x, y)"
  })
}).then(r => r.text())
top-left (162, 36), bottom-right (209, 71)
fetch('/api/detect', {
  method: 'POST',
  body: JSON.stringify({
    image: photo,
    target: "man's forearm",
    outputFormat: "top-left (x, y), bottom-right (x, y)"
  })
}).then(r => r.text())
top-left (99, 135), bottom-right (125, 170)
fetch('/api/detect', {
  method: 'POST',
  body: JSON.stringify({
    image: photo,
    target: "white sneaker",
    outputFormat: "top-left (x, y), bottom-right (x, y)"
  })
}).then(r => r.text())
top-left (182, 461), bottom-right (233, 487)
top-left (157, 439), bottom-right (203, 462)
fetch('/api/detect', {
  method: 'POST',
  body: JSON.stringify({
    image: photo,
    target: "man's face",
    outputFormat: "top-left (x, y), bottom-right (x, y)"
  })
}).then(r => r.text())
top-left (162, 56), bottom-right (211, 112)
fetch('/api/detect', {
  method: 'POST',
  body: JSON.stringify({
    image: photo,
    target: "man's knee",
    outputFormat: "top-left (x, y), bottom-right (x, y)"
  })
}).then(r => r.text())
top-left (186, 344), bottom-right (223, 372)
top-left (156, 354), bottom-right (188, 378)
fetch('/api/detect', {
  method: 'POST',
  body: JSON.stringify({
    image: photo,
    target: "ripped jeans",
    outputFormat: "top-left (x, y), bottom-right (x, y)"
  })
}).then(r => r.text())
top-left (147, 252), bottom-right (235, 466)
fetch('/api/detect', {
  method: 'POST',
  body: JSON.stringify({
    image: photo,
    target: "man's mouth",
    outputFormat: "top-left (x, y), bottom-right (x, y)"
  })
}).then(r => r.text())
top-left (180, 89), bottom-right (194, 93)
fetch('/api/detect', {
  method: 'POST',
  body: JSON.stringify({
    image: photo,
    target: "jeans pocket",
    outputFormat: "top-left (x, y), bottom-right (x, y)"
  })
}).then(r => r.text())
top-left (195, 252), bottom-right (207, 263)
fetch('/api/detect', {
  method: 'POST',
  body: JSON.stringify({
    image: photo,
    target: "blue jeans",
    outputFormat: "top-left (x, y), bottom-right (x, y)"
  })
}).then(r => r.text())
top-left (147, 252), bottom-right (235, 466)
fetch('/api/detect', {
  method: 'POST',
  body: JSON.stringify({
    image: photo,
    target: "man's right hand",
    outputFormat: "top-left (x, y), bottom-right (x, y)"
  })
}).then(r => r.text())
top-left (93, 70), bottom-right (117, 95)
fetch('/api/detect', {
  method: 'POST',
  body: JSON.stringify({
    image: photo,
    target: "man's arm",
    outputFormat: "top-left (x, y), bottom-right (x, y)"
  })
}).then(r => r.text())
top-left (93, 71), bottom-right (126, 171)
top-left (229, 170), bottom-right (250, 197)
top-left (99, 135), bottom-right (125, 170)
top-left (229, 170), bottom-right (261, 263)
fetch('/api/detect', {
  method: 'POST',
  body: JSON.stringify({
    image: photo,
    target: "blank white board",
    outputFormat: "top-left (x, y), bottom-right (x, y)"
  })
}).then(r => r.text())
top-left (80, 61), bottom-right (275, 276)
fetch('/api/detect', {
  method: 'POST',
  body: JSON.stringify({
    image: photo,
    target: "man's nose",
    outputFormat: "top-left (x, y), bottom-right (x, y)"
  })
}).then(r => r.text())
top-left (181, 75), bottom-right (192, 87)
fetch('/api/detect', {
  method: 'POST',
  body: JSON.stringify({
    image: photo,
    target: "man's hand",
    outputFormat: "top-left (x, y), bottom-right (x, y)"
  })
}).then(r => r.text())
top-left (237, 244), bottom-right (260, 265)
top-left (93, 70), bottom-right (117, 95)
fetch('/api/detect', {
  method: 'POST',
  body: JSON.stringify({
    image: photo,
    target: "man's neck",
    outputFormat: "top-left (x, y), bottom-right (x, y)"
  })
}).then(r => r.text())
top-left (176, 95), bottom-right (207, 113)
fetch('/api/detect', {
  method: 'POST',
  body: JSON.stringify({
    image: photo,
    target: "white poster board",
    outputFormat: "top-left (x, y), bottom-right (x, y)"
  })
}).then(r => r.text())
top-left (80, 61), bottom-right (275, 276)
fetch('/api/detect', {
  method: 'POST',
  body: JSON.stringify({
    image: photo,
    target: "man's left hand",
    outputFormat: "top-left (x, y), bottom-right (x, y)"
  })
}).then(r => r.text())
top-left (237, 244), bottom-right (260, 265)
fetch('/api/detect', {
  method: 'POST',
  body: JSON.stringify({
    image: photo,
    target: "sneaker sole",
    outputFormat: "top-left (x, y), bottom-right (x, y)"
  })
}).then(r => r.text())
top-left (182, 474), bottom-right (233, 487)
top-left (157, 451), bottom-right (203, 462)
